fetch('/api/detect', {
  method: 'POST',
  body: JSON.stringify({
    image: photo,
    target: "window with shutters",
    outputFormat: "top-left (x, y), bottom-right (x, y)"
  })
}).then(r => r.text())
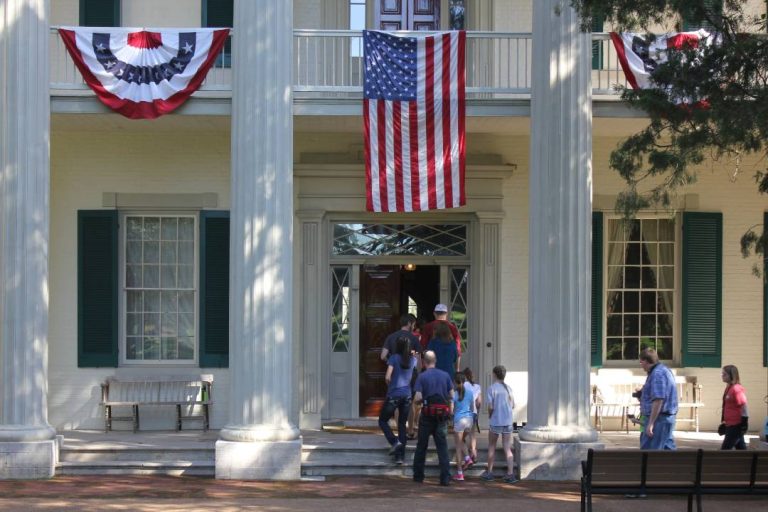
top-left (203, 0), bottom-right (233, 67)
top-left (80, 0), bottom-right (121, 27)
top-left (681, 0), bottom-right (722, 31)
top-left (604, 216), bottom-right (679, 363)
top-left (121, 214), bottom-right (197, 363)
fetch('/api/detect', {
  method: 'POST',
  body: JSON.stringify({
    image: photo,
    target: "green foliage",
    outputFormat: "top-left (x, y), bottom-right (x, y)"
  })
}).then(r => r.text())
top-left (571, 0), bottom-right (767, 272)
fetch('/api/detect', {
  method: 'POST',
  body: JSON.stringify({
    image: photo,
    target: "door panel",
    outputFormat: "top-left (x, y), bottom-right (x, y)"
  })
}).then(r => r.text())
top-left (359, 265), bottom-right (400, 416)
top-left (375, 0), bottom-right (439, 31)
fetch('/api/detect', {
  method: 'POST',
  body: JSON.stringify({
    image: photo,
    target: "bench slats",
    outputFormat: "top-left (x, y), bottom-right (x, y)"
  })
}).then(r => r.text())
top-left (101, 377), bottom-right (212, 433)
top-left (582, 449), bottom-right (768, 512)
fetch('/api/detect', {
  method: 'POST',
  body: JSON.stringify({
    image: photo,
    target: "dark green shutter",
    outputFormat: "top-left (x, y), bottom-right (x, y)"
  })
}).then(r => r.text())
top-left (591, 212), bottom-right (604, 367)
top-left (80, 0), bottom-right (120, 27)
top-left (78, 210), bottom-right (118, 367)
top-left (764, 212), bottom-right (767, 367)
top-left (682, 212), bottom-right (722, 367)
top-left (199, 211), bottom-right (230, 367)
top-left (682, 0), bottom-right (722, 31)
top-left (203, 0), bottom-right (233, 67)
top-left (591, 15), bottom-right (605, 71)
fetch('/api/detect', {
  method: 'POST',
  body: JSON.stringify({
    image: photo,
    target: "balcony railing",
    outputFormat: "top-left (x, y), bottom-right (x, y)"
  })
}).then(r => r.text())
top-left (49, 28), bottom-right (628, 99)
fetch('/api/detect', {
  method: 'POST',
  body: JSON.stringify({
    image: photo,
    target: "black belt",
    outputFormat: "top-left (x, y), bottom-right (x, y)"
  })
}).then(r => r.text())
top-left (659, 411), bottom-right (676, 416)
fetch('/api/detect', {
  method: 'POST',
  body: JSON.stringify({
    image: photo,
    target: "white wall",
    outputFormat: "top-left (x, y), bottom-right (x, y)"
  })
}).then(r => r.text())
top-left (49, 121), bottom-right (231, 430)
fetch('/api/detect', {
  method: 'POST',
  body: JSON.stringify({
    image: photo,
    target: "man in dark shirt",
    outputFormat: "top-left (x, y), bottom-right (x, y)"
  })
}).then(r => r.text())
top-left (412, 350), bottom-right (454, 486)
top-left (380, 313), bottom-right (420, 362)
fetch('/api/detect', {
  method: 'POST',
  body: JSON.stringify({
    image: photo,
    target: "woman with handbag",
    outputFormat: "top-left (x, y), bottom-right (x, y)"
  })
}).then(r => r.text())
top-left (719, 365), bottom-right (749, 450)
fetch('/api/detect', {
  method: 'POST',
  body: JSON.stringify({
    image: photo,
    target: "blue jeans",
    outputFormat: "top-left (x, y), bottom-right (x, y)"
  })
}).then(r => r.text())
top-left (378, 396), bottom-right (412, 455)
top-left (412, 415), bottom-right (451, 484)
top-left (640, 413), bottom-right (677, 450)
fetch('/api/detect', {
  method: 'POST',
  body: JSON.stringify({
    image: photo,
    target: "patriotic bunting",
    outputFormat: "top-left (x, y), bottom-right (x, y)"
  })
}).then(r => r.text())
top-left (610, 30), bottom-right (715, 103)
top-left (363, 30), bottom-right (466, 213)
top-left (59, 28), bottom-right (229, 119)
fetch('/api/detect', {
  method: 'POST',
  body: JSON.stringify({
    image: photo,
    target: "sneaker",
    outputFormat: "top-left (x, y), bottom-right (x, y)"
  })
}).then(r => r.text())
top-left (452, 472), bottom-right (465, 482)
top-left (394, 456), bottom-right (404, 465)
top-left (388, 441), bottom-right (402, 455)
top-left (462, 456), bottom-right (474, 471)
top-left (503, 474), bottom-right (518, 484)
top-left (480, 471), bottom-right (495, 481)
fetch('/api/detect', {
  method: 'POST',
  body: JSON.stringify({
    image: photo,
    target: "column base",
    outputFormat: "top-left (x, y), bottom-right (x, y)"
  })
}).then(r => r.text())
top-left (0, 440), bottom-right (57, 479)
top-left (514, 437), bottom-right (604, 481)
top-left (215, 438), bottom-right (302, 480)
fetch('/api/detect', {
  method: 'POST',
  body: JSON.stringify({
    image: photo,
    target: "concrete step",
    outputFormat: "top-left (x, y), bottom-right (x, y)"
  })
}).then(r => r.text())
top-left (60, 447), bottom-right (214, 463)
top-left (56, 460), bottom-right (215, 476)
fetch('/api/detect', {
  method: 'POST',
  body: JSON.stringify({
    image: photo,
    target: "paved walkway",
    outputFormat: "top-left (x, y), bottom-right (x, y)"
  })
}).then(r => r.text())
top-left (1, 429), bottom-right (763, 511)
top-left (1, 474), bottom-right (767, 511)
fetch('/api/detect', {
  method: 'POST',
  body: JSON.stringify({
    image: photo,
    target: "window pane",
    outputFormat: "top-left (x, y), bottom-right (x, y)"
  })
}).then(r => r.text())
top-left (640, 337), bottom-right (656, 352)
top-left (640, 314), bottom-right (656, 336)
top-left (657, 338), bottom-right (673, 360)
top-left (144, 313), bottom-right (159, 336)
top-left (178, 265), bottom-right (194, 288)
top-left (659, 243), bottom-right (674, 265)
top-left (624, 338), bottom-right (639, 360)
top-left (144, 265), bottom-right (160, 288)
top-left (144, 218), bottom-right (160, 241)
top-left (641, 291), bottom-right (656, 312)
top-left (626, 243), bottom-right (640, 264)
top-left (126, 265), bottom-right (141, 288)
top-left (127, 217), bottom-right (143, 240)
top-left (127, 313), bottom-right (142, 336)
top-left (178, 291), bottom-right (194, 313)
top-left (642, 219), bottom-right (658, 241)
top-left (607, 314), bottom-right (622, 336)
top-left (628, 220), bottom-right (641, 241)
top-left (658, 314), bottom-right (673, 336)
top-left (144, 241), bottom-right (159, 264)
top-left (625, 266), bottom-right (640, 288)
top-left (161, 241), bottom-right (177, 264)
top-left (178, 241), bottom-right (194, 265)
top-left (179, 218), bottom-right (194, 240)
top-left (624, 291), bottom-right (639, 313)
top-left (178, 337), bottom-right (194, 359)
top-left (145, 291), bottom-right (160, 312)
top-left (143, 337), bottom-right (160, 360)
top-left (161, 337), bottom-right (178, 359)
top-left (659, 266), bottom-right (674, 288)
top-left (332, 223), bottom-right (467, 256)
top-left (606, 338), bottom-right (623, 360)
top-left (161, 265), bottom-right (177, 288)
top-left (126, 337), bottom-right (141, 359)
top-left (127, 291), bottom-right (142, 312)
top-left (641, 266), bottom-right (657, 288)
top-left (606, 290), bottom-right (623, 313)
top-left (179, 312), bottom-right (195, 337)
top-left (126, 241), bottom-right (142, 264)
top-left (623, 315), bottom-right (638, 336)
top-left (162, 313), bottom-right (177, 336)
top-left (161, 291), bottom-right (178, 313)
top-left (161, 217), bottom-right (178, 240)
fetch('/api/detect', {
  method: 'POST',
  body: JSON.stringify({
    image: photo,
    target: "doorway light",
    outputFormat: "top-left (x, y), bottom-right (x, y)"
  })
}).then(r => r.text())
top-left (403, 263), bottom-right (417, 271)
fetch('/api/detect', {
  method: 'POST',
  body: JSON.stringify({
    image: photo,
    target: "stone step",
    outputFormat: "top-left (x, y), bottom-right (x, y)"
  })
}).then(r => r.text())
top-left (60, 447), bottom-right (214, 463)
top-left (56, 460), bottom-right (215, 477)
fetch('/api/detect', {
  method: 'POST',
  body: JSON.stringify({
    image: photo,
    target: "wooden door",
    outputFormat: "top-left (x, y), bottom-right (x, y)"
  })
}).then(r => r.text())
top-left (359, 265), bottom-right (400, 417)
top-left (375, 0), bottom-right (440, 31)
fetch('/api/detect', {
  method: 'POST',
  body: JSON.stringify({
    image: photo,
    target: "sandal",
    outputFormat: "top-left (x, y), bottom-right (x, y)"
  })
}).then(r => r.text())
top-left (407, 432), bottom-right (417, 440)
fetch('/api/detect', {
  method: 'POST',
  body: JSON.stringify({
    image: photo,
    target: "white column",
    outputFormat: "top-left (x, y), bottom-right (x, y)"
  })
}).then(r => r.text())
top-left (515, 0), bottom-right (600, 479)
top-left (0, 0), bottom-right (57, 479)
top-left (215, 0), bottom-right (301, 480)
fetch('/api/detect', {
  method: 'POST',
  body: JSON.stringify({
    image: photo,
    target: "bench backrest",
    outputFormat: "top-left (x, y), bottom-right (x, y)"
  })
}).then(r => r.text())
top-left (103, 378), bottom-right (211, 403)
top-left (592, 375), bottom-right (700, 406)
top-left (585, 449), bottom-right (768, 490)
top-left (585, 449), bottom-right (699, 487)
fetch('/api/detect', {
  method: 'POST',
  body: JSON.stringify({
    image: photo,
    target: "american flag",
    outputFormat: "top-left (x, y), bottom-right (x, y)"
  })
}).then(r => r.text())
top-left (363, 30), bottom-right (466, 212)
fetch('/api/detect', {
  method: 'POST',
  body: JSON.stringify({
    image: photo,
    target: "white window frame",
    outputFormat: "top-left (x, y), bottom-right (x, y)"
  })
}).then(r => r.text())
top-left (602, 213), bottom-right (682, 367)
top-left (118, 211), bottom-right (199, 366)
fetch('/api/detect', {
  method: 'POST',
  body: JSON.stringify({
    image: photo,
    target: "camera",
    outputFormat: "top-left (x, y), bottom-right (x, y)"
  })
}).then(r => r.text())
top-left (631, 389), bottom-right (642, 400)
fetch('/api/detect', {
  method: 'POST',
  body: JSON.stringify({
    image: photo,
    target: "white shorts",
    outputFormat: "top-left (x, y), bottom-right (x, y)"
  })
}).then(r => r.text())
top-left (454, 416), bottom-right (473, 433)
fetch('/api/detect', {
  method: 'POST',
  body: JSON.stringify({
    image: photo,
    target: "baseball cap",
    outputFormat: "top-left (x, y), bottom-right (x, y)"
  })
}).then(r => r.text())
top-left (434, 303), bottom-right (448, 313)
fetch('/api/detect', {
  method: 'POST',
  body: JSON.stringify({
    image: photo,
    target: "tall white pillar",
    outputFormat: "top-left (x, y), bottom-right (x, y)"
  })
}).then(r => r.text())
top-left (515, 0), bottom-right (601, 480)
top-left (215, 0), bottom-right (301, 480)
top-left (0, 0), bottom-right (57, 479)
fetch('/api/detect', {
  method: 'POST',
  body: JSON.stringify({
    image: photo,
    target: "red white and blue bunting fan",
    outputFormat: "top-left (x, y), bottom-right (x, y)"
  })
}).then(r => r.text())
top-left (609, 30), bottom-right (715, 104)
top-left (59, 28), bottom-right (229, 119)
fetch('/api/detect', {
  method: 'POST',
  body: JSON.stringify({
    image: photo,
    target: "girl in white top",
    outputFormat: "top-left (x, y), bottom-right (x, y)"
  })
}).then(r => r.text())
top-left (482, 365), bottom-right (516, 483)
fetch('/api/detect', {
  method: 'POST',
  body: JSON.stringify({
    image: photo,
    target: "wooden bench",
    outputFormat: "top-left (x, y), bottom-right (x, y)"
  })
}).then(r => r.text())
top-left (591, 375), bottom-right (703, 433)
top-left (580, 448), bottom-right (768, 512)
top-left (100, 376), bottom-right (212, 433)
